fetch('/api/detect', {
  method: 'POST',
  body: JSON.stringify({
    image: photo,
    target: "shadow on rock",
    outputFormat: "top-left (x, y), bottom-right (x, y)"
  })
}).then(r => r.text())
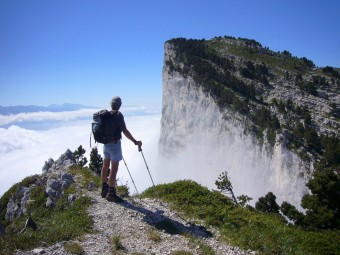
top-left (120, 199), bottom-right (212, 238)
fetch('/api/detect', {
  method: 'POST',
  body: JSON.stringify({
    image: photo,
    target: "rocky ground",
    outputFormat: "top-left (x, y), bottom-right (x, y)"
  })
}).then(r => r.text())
top-left (14, 190), bottom-right (255, 255)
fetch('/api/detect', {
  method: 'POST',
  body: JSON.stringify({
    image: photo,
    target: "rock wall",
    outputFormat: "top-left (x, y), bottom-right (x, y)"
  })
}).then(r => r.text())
top-left (158, 44), bottom-right (310, 209)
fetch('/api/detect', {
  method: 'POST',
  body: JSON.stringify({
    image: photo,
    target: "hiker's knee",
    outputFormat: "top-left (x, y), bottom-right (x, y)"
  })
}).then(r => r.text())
top-left (102, 159), bottom-right (110, 170)
top-left (110, 161), bottom-right (119, 171)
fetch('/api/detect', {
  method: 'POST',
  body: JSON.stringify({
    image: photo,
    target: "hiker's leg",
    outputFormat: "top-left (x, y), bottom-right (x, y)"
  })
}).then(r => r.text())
top-left (108, 161), bottom-right (119, 187)
top-left (101, 158), bottom-right (110, 183)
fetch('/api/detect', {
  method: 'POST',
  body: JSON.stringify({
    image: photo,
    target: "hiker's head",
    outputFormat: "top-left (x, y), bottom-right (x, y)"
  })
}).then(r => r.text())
top-left (111, 96), bottom-right (122, 110)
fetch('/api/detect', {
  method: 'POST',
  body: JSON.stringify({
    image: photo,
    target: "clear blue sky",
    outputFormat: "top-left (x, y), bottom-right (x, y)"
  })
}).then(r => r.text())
top-left (1, 0), bottom-right (339, 110)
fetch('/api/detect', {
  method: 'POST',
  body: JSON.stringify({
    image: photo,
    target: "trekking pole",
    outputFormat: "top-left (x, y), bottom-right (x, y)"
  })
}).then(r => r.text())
top-left (122, 156), bottom-right (139, 195)
top-left (139, 148), bottom-right (155, 187)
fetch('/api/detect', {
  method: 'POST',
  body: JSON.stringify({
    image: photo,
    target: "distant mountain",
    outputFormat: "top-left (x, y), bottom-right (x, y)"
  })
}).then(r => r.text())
top-left (0, 103), bottom-right (97, 115)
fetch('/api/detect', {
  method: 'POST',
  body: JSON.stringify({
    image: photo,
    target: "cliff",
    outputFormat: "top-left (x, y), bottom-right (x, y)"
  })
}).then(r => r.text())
top-left (158, 37), bottom-right (340, 209)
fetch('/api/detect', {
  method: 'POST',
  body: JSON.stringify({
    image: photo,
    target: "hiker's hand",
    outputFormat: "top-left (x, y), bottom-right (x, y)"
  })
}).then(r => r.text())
top-left (135, 141), bottom-right (142, 151)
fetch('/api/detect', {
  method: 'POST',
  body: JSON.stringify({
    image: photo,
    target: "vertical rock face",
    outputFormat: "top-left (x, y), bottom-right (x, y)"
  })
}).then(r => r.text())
top-left (158, 43), bottom-right (311, 209)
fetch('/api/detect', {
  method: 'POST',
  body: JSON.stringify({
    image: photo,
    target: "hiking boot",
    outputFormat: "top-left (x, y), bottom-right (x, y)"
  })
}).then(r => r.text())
top-left (106, 187), bottom-right (124, 203)
top-left (101, 183), bottom-right (109, 198)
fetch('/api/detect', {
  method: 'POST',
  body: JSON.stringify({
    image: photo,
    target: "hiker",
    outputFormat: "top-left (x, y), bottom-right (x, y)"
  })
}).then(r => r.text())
top-left (101, 96), bottom-right (142, 202)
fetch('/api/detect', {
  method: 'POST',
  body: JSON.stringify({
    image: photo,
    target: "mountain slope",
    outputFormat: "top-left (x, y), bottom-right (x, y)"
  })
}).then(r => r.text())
top-left (159, 37), bottom-right (340, 209)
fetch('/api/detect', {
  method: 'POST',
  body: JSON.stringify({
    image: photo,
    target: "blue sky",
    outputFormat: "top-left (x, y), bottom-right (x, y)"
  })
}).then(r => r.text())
top-left (1, 0), bottom-right (339, 110)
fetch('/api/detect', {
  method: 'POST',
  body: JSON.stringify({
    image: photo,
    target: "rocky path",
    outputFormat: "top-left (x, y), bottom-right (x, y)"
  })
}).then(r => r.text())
top-left (15, 190), bottom-right (254, 255)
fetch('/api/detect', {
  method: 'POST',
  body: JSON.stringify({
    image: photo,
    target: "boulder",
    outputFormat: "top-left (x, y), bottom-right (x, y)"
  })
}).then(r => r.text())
top-left (45, 173), bottom-right (75, 207)
top-left (5, 186), bottom-right (30, 222)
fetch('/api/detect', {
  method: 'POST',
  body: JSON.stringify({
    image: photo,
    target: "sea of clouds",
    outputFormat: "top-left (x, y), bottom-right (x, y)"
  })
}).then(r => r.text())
top-left (0, 107), bottom-right (161, 196)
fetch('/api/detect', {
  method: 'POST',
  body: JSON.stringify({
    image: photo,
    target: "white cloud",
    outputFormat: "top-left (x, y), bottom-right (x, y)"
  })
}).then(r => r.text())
top-left (0, 113), bottom-right (161, 196)
top-left (0, 109), bottom-right (97, 126)
top-left (0, 106), bottom-right (156, 126)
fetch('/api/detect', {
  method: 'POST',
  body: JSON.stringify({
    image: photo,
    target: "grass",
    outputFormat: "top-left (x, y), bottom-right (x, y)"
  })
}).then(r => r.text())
top-left (111, 234), bottom-right (124, 251)
top-left (0, 167), bottom-right (94, 255)
top-left (0, 192), bottom-right (93, 254)
top-left (186, 234), bottom-right (215, 255)
top-left (68, 165), bottom-right (101, 189)
top-left (141, 180), bottom-right (340, 255)
top-left (0, 175), bottom-right (40, 223)
top-left (154, 219), bottom-right (179, 235)
top-left (170, 251), bottom-right (194, 255)
top-left (64, 242), bottom-right (84, 255)
top-left (147, 229), bottom-right (161, 242)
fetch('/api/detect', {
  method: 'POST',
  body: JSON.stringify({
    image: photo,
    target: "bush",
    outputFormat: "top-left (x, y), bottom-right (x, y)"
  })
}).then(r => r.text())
top-left (301, 169), bottom-right (340, 230)
top-left (255, 192), bottom-right (280, 214)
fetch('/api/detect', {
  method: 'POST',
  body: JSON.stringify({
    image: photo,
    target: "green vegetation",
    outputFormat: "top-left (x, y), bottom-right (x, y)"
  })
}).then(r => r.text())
top-left (208, 36), bottom-right (315, 73)
top-left (73, 145), bottom-right (88, 167)
top-left (186, 234), bottom-right (215, 255)
top-left (301, 169), bottom-right (340, 229)
top-left (89, 147), bottom-right (103, 175)
top-left (64, 242), bottom-right (85, 255)
top-left (155, 219), bottom-right (179, 234)
top-left (322, 66), bottom-right (340, 78)
top-left (0, 167), bottom-right (94, 255)
top-left (255, 192), bottom-right (280, 214)
top-left (116, 183), bottom-right (130, 198)
top-left (170, 251), bottom-right (194, 255)
top-left (0, 175), bottom-right (40, 225)
top-left (111, 234), bottom-right (124, 251)
top-left (147, 229), bottom-right (161, 242)
top-left (215, 171), bottom-right (238, 204)
top-left (68, 164), bottom-right (101, 189)
top-left (141, 180), bottom-right (340, 255)
top-left (0, 191), bottom-right (92, 254)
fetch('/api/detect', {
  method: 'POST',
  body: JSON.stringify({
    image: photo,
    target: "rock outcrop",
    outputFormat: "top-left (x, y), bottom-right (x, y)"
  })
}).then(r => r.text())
top-left (42, 149), bottom-right (75, 174)
top-left (4, 149), bottom-right (77, 222)
top-left (45, 173), bottom-right (74, 207)
top-left (5, 187), bottom-right (31, 222)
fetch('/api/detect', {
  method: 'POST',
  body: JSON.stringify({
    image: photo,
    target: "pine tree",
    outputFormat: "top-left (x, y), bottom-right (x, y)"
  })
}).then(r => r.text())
top-left (73, 145), bottom-right (88, 167)
top-left (89, 147), bottom-right (103, 176)
top-left (215, 171), bottom-right (238, 204)
top-left (255, 192), bottom-right (280, 213)
top-left (301, 169), bottom-right (340, 229)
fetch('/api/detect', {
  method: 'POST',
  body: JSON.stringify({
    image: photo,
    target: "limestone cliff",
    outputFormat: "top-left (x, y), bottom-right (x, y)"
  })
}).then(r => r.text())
top-left (158, 37), bottom-right (340, 208)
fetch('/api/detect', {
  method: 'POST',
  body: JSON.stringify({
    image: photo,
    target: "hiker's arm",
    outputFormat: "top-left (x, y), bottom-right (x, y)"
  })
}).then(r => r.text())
top-left (122, 129), bottom-right (142, 149)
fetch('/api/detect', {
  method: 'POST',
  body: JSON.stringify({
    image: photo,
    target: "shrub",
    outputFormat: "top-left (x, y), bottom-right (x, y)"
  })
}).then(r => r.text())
top-left (111, 234), bottom-right (124, 251)
top-left (255, 192), bottom-right (280, 214)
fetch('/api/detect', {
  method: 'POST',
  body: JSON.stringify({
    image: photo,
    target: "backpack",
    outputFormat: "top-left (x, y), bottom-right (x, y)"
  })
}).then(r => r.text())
top-left (91, 110), bottom-right (119, 144)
